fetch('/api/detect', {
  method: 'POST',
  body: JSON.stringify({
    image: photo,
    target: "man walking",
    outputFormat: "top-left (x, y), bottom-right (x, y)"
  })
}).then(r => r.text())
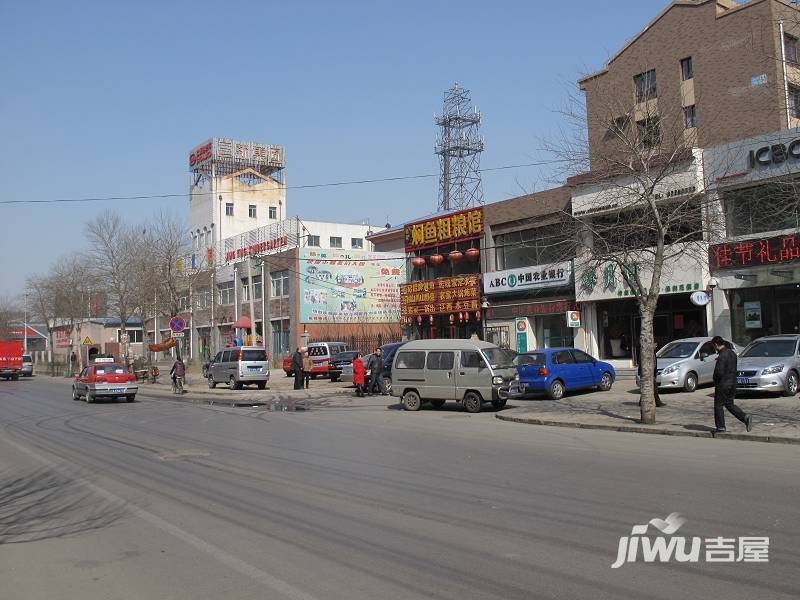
top-left (291, 347), bottom-right (304, 390)
top-left (712, 335), bottom-right (752, 433)
top-left (368, 347), bottom-right (386, 396)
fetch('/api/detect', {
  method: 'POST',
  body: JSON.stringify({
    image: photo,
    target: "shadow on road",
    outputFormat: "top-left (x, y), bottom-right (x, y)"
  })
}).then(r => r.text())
top-left (0, 467), bottom-right (126, 544)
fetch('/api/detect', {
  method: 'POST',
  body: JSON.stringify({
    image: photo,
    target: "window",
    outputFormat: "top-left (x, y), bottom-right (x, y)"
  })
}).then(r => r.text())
top-left (552, 350), bottom-right (575, 365)
top-left (241, 349), bottom-right (267, 361)
top-left (270, 270), bottom-right (290, 297)
top-left (269, 206), bottom-right (277, 219)
top-left (218, 281), bottom-right (235, 305)
top-left (426, 351), bottom-right (455, 370)
top-left (785, 33), bottom-right (798, 65)
top-left (725, 182), bottom-right (800, 236)
top-left (637, 117), bottom-right (661, 148)
top-left (351, 237), bottom-right (363, 249)
top-left (248, 204), bottom-right (257, 218)
top-left (225, 203), bottom-right (234, 216)
top-left (395, 351), bottom-right (425, 369)
top-left (117, 329), bottom-right (143, 343)
top-left (495, 225), bottom-right (574, 271)
top-left (242, 275), bottom-right (262, 300)
top-left (633, 69), bottom-right (657, 102)
top-left (604, 115), bottom-right (629, 141)
top-left (571, 350), bottom-right (595, 364)
top-left (461, 351), bottom-right (485, 369)
top-left (330, 236), bottom-right (342, 248)
top-left (789, 85), bottom-right (800, 119)
top-left (680, 57), bottom-right (693, 81)
top-left (684, 105), bottom-right (697, 129)
top-left (307, 235), bottom-right (320, 247)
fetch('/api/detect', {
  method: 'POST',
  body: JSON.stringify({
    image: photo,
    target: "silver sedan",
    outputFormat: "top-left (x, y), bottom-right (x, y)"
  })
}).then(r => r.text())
top-left (735, 335), bottom-right (800, 397)
top-left (637, 337), bottom-right (740, 393)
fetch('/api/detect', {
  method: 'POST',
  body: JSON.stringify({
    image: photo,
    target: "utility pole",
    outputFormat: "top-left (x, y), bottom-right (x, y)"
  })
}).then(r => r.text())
top-left (246, 258), bottom-right (257, 345)
top-left (23, 292), bottom-right (28, 353)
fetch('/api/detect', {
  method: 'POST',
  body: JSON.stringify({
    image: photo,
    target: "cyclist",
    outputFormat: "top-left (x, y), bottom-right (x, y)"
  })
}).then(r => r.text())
top-left (170, 357), bottom-right (186, 394)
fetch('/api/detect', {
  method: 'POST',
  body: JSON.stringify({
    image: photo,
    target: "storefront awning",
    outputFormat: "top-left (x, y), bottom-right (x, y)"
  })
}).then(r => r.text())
top-left (232, 316), bottom-right (252, 329)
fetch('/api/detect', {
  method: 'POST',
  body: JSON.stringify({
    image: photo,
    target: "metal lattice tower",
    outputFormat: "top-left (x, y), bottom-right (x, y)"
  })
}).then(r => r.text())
top-left (435, 83), bottom-right (484, 212)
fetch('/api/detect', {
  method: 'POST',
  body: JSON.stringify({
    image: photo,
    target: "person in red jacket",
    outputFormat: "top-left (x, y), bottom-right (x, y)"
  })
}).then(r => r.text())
top-left (352, 353), bottom-right (366, 397)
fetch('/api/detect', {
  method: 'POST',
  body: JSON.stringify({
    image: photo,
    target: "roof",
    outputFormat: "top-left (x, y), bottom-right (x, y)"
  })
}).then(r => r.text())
top-left (89, 317), bottom-right (143, 327)
top-left (400, 339), bottom-right (500, 351)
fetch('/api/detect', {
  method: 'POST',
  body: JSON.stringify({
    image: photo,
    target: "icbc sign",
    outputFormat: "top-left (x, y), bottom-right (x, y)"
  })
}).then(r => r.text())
top-left (747, 139), bottom-right (800, 169)
top-left (189, 141), bottom-right (213, 167)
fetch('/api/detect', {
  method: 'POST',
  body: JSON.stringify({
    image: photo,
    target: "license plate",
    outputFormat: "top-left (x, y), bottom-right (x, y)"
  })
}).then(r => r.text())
top-left (737, 377), bottom-right (749, 385)
top-left (248, 366), bottom-right (260, 371)
top-left (112, 388), bottom-right (124, 393)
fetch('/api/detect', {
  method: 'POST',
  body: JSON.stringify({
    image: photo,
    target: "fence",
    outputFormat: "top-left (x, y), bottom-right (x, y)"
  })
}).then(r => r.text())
top-left (308, 333), bottom-right (403, 356)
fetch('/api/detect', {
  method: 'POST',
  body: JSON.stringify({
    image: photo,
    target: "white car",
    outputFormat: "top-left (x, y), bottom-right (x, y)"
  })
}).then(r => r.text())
top-left (637, 337), bottom-right (740, 392)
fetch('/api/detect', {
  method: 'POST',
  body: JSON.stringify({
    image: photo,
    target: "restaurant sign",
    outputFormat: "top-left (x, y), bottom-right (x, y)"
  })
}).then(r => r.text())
top-left (400, 275), bottom-right (480, 317)
top-left (404, 208), bottom-right (484, 252)
top-left (709, 234), bottom-right (800, 271)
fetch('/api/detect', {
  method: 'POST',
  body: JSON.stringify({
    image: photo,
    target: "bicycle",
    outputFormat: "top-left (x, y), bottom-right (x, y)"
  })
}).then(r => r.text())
top-left (172, 376), bottom-right (184, 394)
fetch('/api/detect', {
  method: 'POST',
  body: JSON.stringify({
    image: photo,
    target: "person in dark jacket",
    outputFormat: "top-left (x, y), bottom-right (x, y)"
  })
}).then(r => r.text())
top-left (291, 347), bottom-right (304, 390)
top-left (712, 336), bottom-right (752, 433)
top-left (368, 347), bottom-right (386, 396)
top-left (638, 341), bottom-right (665, 407)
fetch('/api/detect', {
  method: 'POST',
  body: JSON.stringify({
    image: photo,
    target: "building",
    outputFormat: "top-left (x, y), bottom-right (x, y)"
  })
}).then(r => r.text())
top-left (705, 126), bottom-right (800, 346)
top-left (51, 317), bottom-right (145, 366)
top-left (580, 0), bottom-right (800, 169)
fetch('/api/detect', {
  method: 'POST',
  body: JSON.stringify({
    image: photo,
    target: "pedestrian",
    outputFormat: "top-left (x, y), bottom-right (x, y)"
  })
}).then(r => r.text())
top-left (169, 356), bottom-right (186, 393)
top-left (711, 335), bottom-right (752, 433)
top-left (352, 353), bottom-right (366, 397)
top-left (638, 340), bottom-right (665, 407)
top-left (368, 347), bottom-right (386, 396)
top-left (302, 349), bottom-right (312, 389)
top-left (291, 347), bottom-right (304, 390)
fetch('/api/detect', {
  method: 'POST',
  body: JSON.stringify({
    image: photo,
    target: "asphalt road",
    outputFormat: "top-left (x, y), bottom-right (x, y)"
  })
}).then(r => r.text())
top-left (1, 377), bottom-right (799, 600)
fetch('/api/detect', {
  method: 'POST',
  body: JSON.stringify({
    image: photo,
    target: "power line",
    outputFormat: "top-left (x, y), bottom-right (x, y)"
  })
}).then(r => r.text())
top-left (0, 160), bottom-right (564, 205)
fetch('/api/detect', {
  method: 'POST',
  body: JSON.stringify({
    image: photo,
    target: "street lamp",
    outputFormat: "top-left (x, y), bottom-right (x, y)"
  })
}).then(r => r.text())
top-left (480, 297), bottom-right (490, 342)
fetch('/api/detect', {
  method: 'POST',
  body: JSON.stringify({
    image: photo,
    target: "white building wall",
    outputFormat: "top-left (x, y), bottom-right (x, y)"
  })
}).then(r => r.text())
top-left (300, 220), bottom-right (381, 251)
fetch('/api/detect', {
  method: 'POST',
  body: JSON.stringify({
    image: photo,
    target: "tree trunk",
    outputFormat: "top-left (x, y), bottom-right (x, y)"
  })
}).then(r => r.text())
top-left (638, 300), bottom-right (657, 424)
top-left (48, 330), bottom-right (55, 376)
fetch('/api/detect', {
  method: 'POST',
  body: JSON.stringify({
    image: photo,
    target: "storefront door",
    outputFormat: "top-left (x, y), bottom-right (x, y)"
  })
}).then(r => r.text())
top-left (778, 302), bottom-right (800, 335)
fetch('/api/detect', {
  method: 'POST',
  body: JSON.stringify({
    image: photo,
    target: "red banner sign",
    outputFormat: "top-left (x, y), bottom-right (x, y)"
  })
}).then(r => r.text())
top-left (189, 141), bottom-right (213, 167)
top-left (485, 300), bottom-right (579, 320)
top-left (709, 234), bottom-right (800, 271)
top-left (225, 236), bottom-right (289, 262)
top-left (404, 208), bottom-right (484, 252)
top-left (400, 275), bottom-right (480, 317)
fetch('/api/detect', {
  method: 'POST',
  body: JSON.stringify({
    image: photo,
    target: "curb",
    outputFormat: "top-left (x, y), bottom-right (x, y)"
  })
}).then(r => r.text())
top-left (495, 413), bottom-right (800, 445)
top-left (136, 383), bottom-right (352, 404)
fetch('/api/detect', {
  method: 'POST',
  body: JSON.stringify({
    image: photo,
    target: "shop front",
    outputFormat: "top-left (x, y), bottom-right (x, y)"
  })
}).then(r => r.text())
top-left (482, 261), bottom-right (576, 351)
top-left (576, 249), bottom-right (710, 366)
top-left (400, 275), bottom-right (482, 340)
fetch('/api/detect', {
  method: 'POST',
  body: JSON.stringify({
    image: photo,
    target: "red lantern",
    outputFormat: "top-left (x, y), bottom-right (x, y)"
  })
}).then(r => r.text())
top-left (411, 256), bottom-right (426, 268)
top-left (448, 250), bottom-right (464, 263)
top-left (449, 314), bottom-right (455, 324)
top-left (458, 312), bottom-right (464, 322)
top-left (465, 248), bottom-right (480, 262)
top-left (464, 311), bottom-right (470, 322)
top-left (475, 310), bottom-right (481, 321)
top-left (416, 315), bottom-right (423, 325)
top-left (429, 253), bottom-right (444, 266)
top-left (429, 315), bottom-right (434, 325)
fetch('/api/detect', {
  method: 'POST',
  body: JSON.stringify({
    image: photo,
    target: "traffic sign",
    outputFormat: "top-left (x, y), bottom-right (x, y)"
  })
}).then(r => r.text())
top-left (82, 337), bottom-right (93, 345)
top-left (168, 315), bottom-right (186, 333)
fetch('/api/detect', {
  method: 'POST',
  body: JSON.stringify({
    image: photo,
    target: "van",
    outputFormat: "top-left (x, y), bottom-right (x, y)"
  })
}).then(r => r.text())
top-left (307, 341), bottom-right (348, 380)
top-left (390, 339), bottom-right (517, 412)
top-left (208, 346), bottom-right (270, 390)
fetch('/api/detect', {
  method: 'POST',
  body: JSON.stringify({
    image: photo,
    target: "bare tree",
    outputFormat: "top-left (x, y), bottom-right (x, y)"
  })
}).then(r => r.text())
top-left (84, 211), bottom-right (141, 366)
top-left (546, 75), bottom-right (725, 424)
top-left (0, 295), bottom-right (22, 341)
top-left (26, 275), bottom-right (58, 375)
top-left (50, 255), bottom-right (96, 373)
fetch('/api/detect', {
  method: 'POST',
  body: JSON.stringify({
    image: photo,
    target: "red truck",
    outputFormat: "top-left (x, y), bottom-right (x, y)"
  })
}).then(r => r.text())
top-left (0, 341), bottom-right (24, 381)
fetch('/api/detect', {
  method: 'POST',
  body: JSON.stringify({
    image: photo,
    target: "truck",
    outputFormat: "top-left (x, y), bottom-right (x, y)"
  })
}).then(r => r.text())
top-left (0, 341), bottom-right (24, 381)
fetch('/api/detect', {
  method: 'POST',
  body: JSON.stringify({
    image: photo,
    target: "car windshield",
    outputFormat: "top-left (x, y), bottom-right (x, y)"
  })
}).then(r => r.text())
top-left (333, 352), bottom-right (358, 362)
top-left (657, 342), bottom-right (698, 359)
top-left (481, 348), bottom-right (517, 369)
top-left (241, 350), bottom-right (267, 361)
top-left (514, 353), bottom-right (546, 366)
top-left (741, 339), bottom-right (797, 358)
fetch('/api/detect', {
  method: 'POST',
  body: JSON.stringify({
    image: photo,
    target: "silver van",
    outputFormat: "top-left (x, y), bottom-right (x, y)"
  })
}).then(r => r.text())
top-left (390, 339), bottom-right (517, 413)
top-left (208, 346), bottom-right (270, 390)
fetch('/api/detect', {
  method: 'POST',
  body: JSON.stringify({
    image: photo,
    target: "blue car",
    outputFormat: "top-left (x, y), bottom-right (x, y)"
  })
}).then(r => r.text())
top-left (512, 348), bottom-right (616, 400)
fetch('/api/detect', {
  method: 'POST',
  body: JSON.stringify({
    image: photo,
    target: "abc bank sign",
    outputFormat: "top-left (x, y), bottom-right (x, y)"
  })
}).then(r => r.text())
top-left (483, 261), bottom-right (573, 295)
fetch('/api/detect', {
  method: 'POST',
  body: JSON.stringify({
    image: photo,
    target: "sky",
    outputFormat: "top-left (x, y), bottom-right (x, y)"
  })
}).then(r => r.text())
top-left (0, 0), bottom-right (668, 297)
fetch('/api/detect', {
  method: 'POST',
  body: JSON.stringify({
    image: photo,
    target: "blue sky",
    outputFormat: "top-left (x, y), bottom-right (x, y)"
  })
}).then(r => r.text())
top-left (0, 0), bottom-right (666, 296)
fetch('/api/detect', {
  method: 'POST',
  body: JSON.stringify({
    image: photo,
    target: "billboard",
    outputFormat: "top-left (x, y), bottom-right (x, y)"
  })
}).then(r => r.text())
top-left (399, 275), bottom-right (481, 317)
top-left (189, 138), bottom-right (285, 171)
top-left (404, 207), bottom-right (484, 252)
top-left (299, 249), bottom-right (405, 323)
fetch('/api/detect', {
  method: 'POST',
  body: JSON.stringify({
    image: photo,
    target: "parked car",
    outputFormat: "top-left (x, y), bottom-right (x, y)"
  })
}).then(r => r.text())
top-left (208, 346), bottom-right (270, 390)
top-left (340, 342), bottom-right (406, 393)
top-left (328, 350), bottom-right (361, 382)
top-left (72, 358), bottom-right (138, 402)
top-left (306, 342), bottom-right (348, 379)
top-left (635, 337), bottom-right (740, 392)
top-left (511, 348), bottom-right (615, 400)
top-left (21, 354), bottom-right (33, 377)
top-left (202, 351), bottom-right (222, 378)
top-left (735, 334), bottom-right (800, 397)
top-left (390, 339), bottom-right (516, 412)
top-left (0, 341), bottom-right (23, 381)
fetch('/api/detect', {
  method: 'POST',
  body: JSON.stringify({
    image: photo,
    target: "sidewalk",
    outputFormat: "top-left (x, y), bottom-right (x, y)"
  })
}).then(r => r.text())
top-left (496, 384), bottom-right (800, 444)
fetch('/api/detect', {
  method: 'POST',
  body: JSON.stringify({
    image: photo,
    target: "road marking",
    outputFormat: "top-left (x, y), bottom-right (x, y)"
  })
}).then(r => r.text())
top-left (0, 435), bottom-right (321, 600)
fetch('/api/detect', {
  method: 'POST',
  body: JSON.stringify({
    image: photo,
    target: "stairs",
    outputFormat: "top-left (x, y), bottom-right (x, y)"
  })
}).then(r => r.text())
top-left (614, 367), bottom-right (639, 381)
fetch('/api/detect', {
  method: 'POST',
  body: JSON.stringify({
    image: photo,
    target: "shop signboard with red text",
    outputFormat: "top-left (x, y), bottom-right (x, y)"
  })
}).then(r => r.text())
top-left (400, 275), bottom-right (481, 317)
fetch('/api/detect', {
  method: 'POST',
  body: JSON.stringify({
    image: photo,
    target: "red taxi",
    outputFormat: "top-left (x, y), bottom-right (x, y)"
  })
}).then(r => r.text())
top-left (72, 358), bottom-right (138, 403)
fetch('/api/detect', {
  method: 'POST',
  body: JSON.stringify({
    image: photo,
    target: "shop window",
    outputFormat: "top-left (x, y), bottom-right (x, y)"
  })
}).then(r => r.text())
top-left (495, 226), bottom-right (574, 271)
top-left (724, 183), bottom-right (800, 237)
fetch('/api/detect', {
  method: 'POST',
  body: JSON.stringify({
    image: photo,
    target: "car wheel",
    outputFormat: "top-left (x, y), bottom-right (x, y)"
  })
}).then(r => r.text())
top-left (126, 395), bottom-right (135, 403)
top-left (783, 371), bottom-right (799, 397)
top-left (229, 376), bottom-right (242, 390)
top-left (491, 398), bottom-right (507, 410)
top-left (683, 372), bottom-right (698, 393)
top-left (599, 372), bottom-right (613, 391)
top-left (86, 392), bottom-right (95, 403)
top-left (257, 382), bottom-right (266, 390)
top-left (208, 375), bottom-right (216, 389)
top-left (548, 379), bottom-right (565, 400)
top-left (72, 387), bottom-right (81, 401)
top-left (402, 390), bottom-right (422, 411)
top-left (430, 398), bottom-right (446, 409)
top-left (463, 391), bottom-right (483, 413)
top-left (330, 376), bottom-right (340, 383)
